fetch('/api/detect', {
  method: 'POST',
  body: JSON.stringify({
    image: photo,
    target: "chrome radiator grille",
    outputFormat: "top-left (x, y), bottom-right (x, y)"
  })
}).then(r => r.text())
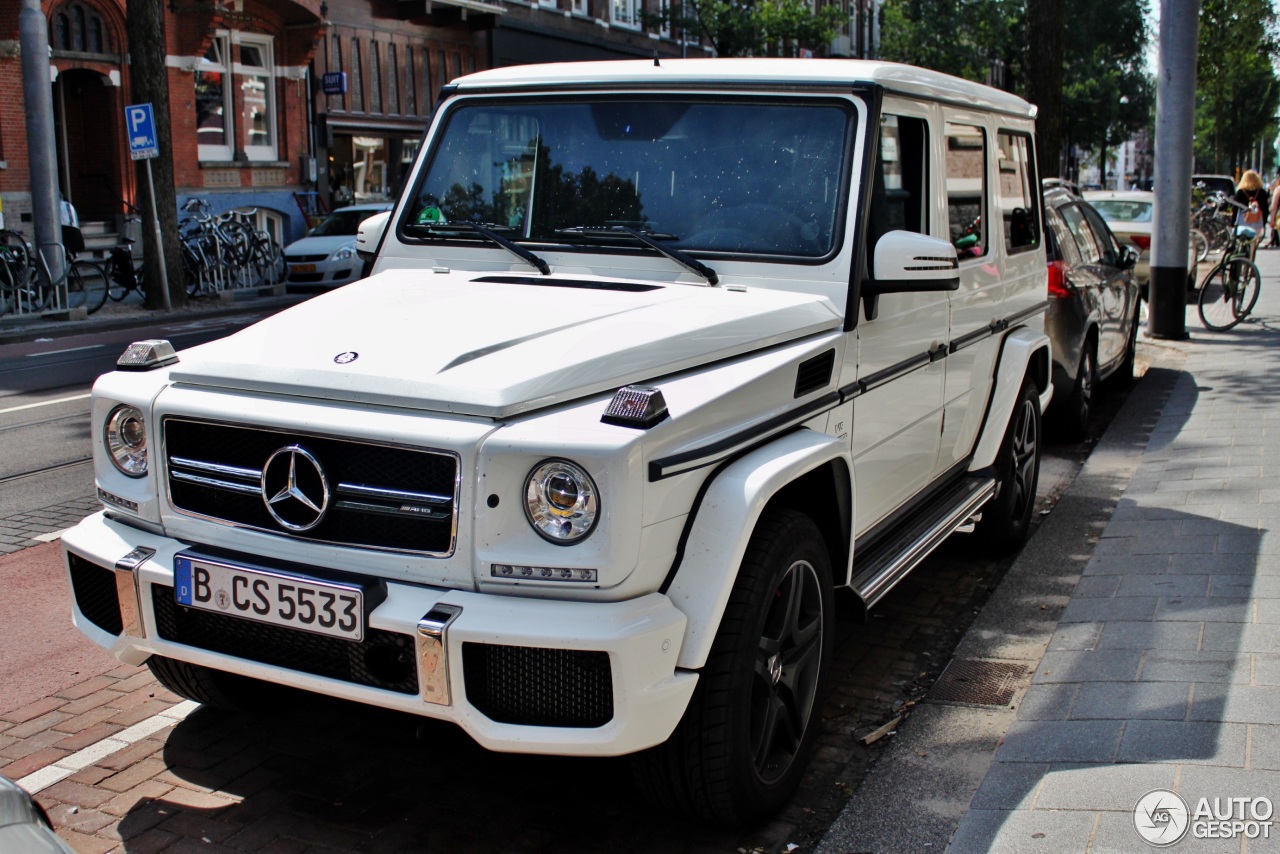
top-left (164, 418), bottom-right (459, 555)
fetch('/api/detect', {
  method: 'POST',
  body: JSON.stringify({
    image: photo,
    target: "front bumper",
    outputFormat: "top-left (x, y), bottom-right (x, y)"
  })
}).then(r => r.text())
top-left (62, 512), bottom-right (695, 757)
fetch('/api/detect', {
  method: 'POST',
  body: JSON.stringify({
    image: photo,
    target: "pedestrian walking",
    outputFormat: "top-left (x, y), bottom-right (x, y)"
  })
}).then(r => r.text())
top-left (1235, 170), bottom-right (1268, 249)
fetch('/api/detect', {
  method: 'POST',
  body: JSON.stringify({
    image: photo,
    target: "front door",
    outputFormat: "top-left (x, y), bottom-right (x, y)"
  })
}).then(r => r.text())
top-left (54, 68), bottom-right (124, 224)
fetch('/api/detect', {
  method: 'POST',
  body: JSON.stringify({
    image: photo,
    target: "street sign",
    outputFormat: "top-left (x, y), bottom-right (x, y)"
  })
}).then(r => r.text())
top-left (125, 103), bottom-right (159, 160)
top-left (322, 72), bottom-right (348, 95)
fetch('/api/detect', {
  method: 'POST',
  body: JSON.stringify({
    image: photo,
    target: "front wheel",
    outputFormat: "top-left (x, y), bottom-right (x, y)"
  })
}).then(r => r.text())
top-left (632, 508), bottom-right (833, 825)
top-left (1198, 257), bottom-right (1261, 331)
top-left (1060, 344), bottom-right (1095, 441)
top-left (976, 376), bottom-right (1041, 554)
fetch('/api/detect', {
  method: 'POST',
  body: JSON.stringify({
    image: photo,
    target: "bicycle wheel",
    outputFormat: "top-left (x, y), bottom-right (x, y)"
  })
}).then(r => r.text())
top-left (1199, 257), bottom-right (1261, 331)
top-left (68, 260), bottom-right (109, 314)
top-left (1189, 228), bottom-right (1209, 263)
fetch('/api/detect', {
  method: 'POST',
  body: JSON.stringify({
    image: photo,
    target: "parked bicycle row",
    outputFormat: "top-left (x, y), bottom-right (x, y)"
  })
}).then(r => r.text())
top-left (0, 199), bottom-right (285, 318)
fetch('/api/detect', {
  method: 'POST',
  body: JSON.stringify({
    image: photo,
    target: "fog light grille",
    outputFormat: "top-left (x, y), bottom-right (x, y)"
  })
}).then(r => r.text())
top-left (462, 643), bottom-right (613, 728)
top-left (68, 554), bottom-right (123, 635)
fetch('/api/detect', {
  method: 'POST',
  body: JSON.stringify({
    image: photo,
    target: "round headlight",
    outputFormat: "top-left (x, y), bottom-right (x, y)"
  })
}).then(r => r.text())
top-left (524, 459), bottom-right (598, 544)
top-left (332, 246), bottom-right (355, 261)
top-left (105, 405), bottom-right (148, 477)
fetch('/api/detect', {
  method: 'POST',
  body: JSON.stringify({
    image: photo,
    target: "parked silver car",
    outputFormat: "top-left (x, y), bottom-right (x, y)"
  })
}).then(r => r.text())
top-left (0, 776), bottom-right (75, 854)
top-left (1043, 186), bottom-right (1143, 439)
top-left (284, 203), bottom-right (393, 290)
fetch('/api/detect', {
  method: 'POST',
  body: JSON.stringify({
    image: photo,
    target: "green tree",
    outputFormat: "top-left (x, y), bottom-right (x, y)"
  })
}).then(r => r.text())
top-left (879, 0), bottom-right (1022, 83)
top-left (1195, 0), bottom-right (1280, 174)
top-left (1059, 0), bottom-right (1152, 185)
top-left (652, 0), bottom-right (845, 57)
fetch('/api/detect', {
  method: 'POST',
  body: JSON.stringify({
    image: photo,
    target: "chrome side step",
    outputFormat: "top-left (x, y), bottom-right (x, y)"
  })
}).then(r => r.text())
top-left (850, 476), bottom-right (997, 613)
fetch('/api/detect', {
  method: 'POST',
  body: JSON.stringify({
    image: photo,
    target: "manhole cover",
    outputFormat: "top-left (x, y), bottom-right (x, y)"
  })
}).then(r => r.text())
top-left (928, 659), bottom-right (1027, 707)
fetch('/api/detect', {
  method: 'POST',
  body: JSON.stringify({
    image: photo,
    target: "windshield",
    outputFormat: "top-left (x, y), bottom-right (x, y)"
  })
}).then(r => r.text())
top-left (312, 209), bottom-right (383, 237)
top-left (402, 96), bottom-right (854, 258)
top-left (1089, 200), bottom-right (1152, 223)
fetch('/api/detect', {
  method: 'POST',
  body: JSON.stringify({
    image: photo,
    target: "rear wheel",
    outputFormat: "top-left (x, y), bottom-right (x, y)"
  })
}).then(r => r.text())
top-left (1189, 228), bottom-right (1209, 263)
top-left (67, 260), bottom-right (109, 314)
top-left (632, 508), bottom-right (833, 825)
top-left (1060, 344), bottom-right (1096, 441)
top-left (976, 376), bottom-right (1041, 554)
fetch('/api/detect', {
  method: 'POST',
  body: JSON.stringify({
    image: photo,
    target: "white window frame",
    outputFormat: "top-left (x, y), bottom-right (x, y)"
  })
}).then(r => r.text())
top-left (235, 32), bottom-right (277, 161)
top-left (611, 0), bottom-right (640, 29)
top-left (537, 0), bottom-right (559, 8)
top-left (195, 33), bottom-right (233, 161)
top-left (571, 0), bottom-right (589, 14)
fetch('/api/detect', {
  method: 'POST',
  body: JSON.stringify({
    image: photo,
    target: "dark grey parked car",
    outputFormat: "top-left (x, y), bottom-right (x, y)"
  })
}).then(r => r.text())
top-left (1043, 186), bottom-right (1142, 439)
top-left (0, 776), bottom-right (75, 854)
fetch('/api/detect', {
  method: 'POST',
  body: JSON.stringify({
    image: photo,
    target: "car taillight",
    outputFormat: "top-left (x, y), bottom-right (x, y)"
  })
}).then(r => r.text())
top-left (1047, 260), bottom-right (1075, 299)
top-left (1129, 235), bottom-right (1151, 251)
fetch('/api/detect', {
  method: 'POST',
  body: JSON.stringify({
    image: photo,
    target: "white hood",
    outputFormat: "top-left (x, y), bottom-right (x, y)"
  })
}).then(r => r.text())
top-left (168, 270), bottom-right (842, 418)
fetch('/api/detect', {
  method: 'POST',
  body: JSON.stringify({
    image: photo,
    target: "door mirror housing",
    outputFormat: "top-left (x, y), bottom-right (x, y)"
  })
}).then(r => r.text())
top-left (862, 231), bottom-right (960, 320)
top-left (356, 211), bottom-right (391, 262)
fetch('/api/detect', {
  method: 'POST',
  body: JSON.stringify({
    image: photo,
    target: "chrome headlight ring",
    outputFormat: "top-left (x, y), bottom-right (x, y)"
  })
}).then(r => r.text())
top-left (524, 459), bottom-right (599, 544)
top-left (105, 404), bottom-right (148, 478)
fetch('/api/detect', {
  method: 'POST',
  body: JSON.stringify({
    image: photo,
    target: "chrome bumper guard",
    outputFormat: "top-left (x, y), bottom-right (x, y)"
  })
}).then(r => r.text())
top-left (417, 604), bottom-right (462, 705)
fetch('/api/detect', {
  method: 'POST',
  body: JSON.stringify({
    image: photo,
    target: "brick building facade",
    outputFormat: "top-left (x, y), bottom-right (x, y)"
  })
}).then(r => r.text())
top-left (0, 0), bottom-right (706, 251)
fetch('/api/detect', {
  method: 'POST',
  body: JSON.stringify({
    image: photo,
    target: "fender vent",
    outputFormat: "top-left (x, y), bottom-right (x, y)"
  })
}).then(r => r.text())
top-left (794, 349), bottom-right (836, 398)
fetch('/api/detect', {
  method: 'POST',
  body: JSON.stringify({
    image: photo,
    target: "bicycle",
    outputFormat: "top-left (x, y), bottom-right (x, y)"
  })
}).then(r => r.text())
top-left (1198, 212), bottom-right (1262, 331)
top-left (0, 227), bottom-right (108, 316)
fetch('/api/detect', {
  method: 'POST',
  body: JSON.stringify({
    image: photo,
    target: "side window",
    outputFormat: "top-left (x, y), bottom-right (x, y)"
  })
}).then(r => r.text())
top-left (869, 114), bottom-right (928, 254)
top-left (1045, 207), bottom-right (1082, 266)
top-left (945, 123), bottom-right (987, 259)
top-left (1081, 206), bottom-right (1119, 266)
top-left (1060, 204), bottom-right (1101, 264)
top-left (996, 130), bottom-right (1041, 253)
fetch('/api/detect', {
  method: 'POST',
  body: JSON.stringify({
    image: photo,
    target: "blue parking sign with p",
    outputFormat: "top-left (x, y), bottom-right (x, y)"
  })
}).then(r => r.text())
top-left (125, 103), bottom-right (159, 160)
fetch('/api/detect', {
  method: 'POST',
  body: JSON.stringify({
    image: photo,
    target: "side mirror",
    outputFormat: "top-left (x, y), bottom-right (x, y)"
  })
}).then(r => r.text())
top-left (356, 211), bottom-right (391, 262)
top-left (862, 231), bottom-right (960, 321)
top-left (1120, 246), bottom-right (1139, 269)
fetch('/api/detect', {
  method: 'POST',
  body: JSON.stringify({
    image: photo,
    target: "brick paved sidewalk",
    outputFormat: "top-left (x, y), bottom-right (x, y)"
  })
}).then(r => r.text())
top-left (0, 497), bottom-right (99, 556)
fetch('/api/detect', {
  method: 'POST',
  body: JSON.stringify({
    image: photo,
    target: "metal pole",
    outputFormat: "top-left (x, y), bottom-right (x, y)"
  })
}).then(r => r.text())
top-left (144, 159), bottom-right (171, 311)
top-left (19, 0), bottom-right (65, 291)
top-left (1149, 0), bottom-right (1199, 340)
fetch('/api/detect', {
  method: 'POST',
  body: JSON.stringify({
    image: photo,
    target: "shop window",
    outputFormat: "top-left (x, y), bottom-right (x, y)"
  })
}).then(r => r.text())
top-left (238, 36), bottom-right (276, 161)
top-left (612, 0), bottom-right (640, 28)
top-left (196, 35), bottom-right (233, 160)
top-left (438, 50), bottom-right (448, 86)
top-left (50, 1), bottom-right (110, 54)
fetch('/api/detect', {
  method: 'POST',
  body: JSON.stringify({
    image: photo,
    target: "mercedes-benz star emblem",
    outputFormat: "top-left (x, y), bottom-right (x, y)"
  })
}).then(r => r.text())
top-left (261, 445), bottom-right (330, 531)
top-left (334, 351), bottom-right (358, 364)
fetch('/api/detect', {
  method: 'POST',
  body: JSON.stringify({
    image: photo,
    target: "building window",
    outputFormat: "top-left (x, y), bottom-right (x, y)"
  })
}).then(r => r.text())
top-left (404, 46), bottom-right (417, 115)
top-left (572, 0), bottom-right (588, 14)
top-left (612, 0), bottom-right (640, 28)
top-left (387, 44), bottom-right (400, 115)
top-left (657, 0), bottom-right (671, 37)
top-left (50, 1), bottom-right (110, 54)
top-left (237, 36), bottom-right (276, 160)
top-left (538, 0), bottom-right (558, 8)
top-left (330, 35), bottom-right (345, 112)
top-left (369, 42), bottom-right (382, 114)
top-left (350, 40), bottom-right (364, 112)
top-left (195, 35), bottom-right (233, 160)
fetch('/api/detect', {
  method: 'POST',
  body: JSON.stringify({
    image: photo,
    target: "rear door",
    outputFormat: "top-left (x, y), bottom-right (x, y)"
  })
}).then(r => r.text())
top-left (1079, 205), bottom-right (1133, 368)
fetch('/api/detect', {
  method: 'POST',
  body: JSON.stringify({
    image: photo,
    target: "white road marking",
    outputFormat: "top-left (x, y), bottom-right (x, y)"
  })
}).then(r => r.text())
top-left (0, 393), bottom-right (90, 415)
top-left (33, 528), bottom-right (72, 543)
top-left (24, 345), bottom-right (104, 358)
top-left (16, 700), bottom-right (199, 795)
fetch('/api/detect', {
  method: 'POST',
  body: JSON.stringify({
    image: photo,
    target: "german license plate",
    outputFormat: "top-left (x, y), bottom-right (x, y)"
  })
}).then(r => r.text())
top-left (290, 263), bottom-right (316, 273)
top-left (174, 555), bottom-right (364, 641)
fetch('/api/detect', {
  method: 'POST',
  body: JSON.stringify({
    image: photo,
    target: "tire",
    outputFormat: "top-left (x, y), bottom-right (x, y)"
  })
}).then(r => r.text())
top-left (68, 260), bottom-right (109, 314)
top-left (146, 655), bottom-right (273, 711)
top-left (1198, 257), bottom-right (1261, 331)
top-left (631, 508), bottom-right (833, 825)
top-left (976, 376), bottom-right (1041, 554)
top-left (1189, 228), bottom-right (1209, 263)
top-left (1060, 344), bottom-right (1095, 441)
top-left (1109, 309), bottom-right (1139, 389)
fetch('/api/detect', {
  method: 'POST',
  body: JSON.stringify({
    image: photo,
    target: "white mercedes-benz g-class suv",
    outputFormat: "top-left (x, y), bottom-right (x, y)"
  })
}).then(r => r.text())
top-left (63, 59), bottom-right (1050, 824)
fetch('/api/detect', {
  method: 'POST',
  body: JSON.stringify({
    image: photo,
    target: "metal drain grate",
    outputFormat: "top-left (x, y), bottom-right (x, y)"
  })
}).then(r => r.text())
top-left (928, 659), bottom-right (1028, 707)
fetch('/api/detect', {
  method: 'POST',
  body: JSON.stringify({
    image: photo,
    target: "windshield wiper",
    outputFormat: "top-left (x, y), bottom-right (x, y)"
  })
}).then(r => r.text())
top-left (405, 221), bottom-right (550, 275)
top-left (555, 225), bottom-right (719, 286)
